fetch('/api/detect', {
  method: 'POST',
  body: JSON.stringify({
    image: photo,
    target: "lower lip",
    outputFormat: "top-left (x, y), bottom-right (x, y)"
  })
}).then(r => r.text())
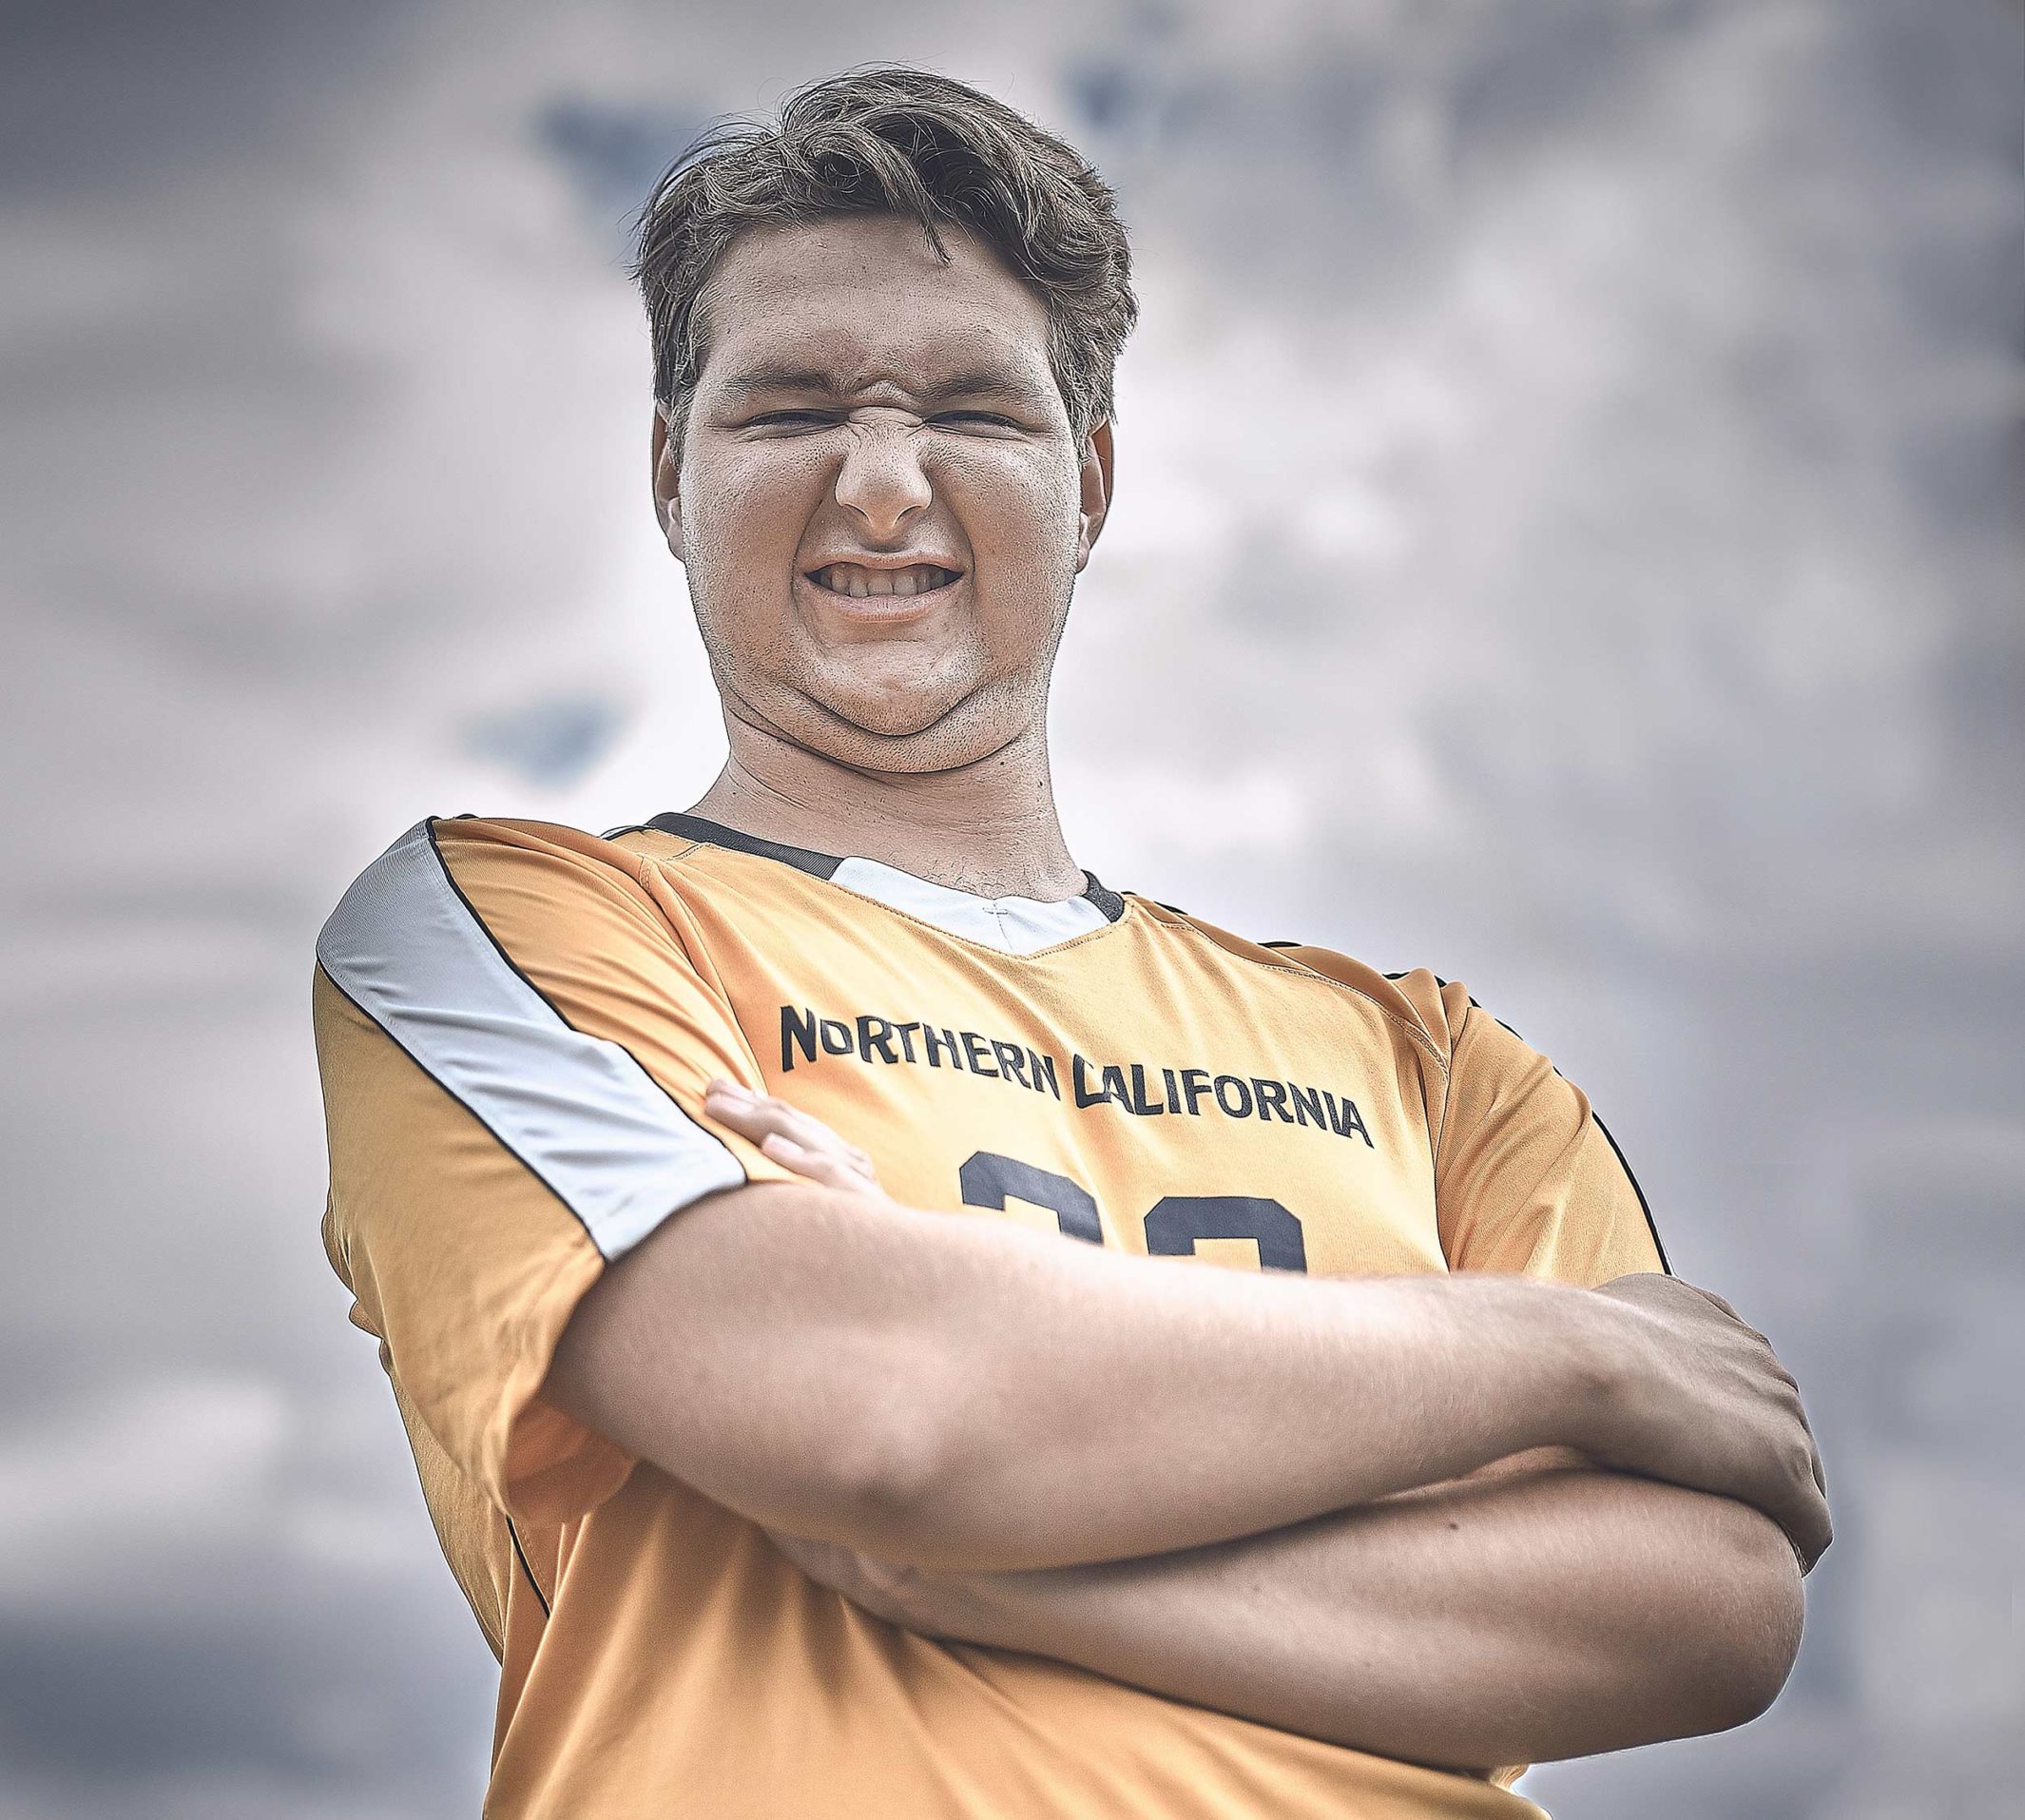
top-left (798, 571), bottom-right (965, 621)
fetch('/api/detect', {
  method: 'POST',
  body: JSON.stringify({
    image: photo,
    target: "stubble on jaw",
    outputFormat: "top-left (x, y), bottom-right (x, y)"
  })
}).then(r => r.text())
top-left (693, 539), bottom-right (1079, 779)
top-left (708, 636), bottom-right (1061, 784)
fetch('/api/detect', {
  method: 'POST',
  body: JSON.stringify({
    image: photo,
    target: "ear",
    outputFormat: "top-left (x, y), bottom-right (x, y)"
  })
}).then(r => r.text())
top-left (1073, 418), bottom-right (1114, 572)
top-left (651, 402), bottom-right (686, 564)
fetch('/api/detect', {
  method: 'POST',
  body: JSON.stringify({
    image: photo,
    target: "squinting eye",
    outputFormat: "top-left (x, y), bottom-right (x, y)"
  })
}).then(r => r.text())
top-left (750, 411), bottom-right (838, 429)
top-left (931, 412), bottom-right (1018, 430)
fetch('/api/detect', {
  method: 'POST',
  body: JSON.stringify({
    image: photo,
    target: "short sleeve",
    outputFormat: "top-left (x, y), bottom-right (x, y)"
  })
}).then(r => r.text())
top-left (314, 817), bottom-right (798, 1524)
top-left (1429, 981), bottom-right (1668, 1285)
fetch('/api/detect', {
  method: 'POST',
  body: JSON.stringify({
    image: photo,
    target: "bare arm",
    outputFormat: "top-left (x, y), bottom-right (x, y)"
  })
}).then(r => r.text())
top-left (548, 1172), bottom-right (1616, 1571)
top-left (544, 1087), bottom-right (1828, 1574)
top-left (772, 1451), bottom-right (1807, 1771)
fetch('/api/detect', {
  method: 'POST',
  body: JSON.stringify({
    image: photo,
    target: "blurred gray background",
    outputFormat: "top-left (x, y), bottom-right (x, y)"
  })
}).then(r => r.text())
top-left (3, 2), bottom-right (2019, 1815)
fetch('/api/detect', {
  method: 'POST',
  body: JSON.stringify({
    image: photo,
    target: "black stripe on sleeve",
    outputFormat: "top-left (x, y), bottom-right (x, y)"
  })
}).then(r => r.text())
top-left (506, 1517), bottom-right (551, 1617)
top-left (1416, 978), bottom-right (1672, 1274)
top-left (1592, 1112), bottom-right (1672, 1275)
top-left (316, 957), bottom-right (595, 1247)
top-left (421, 819), bottom-right (746, 1184)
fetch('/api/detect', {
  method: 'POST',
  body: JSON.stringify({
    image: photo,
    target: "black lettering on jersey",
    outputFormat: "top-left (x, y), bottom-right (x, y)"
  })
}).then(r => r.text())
top-left (775, 1005), bottom-right (1376, 1145)
top-left (1324, 1092), bottom-right (1374, 1147)
top-left (1145, 1194), bottom-right (1307, 1272)
top-left (858, 1015), bottom-right (899, 1064)
top-left (1078, 1052), bottom-right (1192, 1115)
top-left (955, 1155), bottom-right (1309, 1276)
top-left (1252, 1078), bottom-right (1294, 1124)
top-left (781, 1003), bottom-right (820, 1072)
top-left (960, 1151), bottom-right (1103, 1245)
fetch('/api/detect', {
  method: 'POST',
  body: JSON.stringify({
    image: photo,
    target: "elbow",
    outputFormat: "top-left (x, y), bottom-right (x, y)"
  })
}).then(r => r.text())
top-left (1679, 1508), bottom-right (1807, 1735)
top-left (809, 1403), bottom-right (950, 1557)
top-left (792, 1361), bottom-right (993, 1567)
top-left (1727, 1548), bottom-right (1806, 1729)
top-left (805, 1367), bottom-right (1051, 1573)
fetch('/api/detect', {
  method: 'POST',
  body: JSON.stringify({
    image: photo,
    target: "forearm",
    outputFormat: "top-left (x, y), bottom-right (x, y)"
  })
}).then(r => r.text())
top-left (925, 1455), bottom-right (1805, 1770)
top-left (547, 1181), bottom-right (1621, 1571)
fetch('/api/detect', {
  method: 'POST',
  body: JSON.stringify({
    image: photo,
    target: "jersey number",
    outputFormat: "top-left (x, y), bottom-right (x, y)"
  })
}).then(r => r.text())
top-left (957, 1151), bottom-right (1307, 1273)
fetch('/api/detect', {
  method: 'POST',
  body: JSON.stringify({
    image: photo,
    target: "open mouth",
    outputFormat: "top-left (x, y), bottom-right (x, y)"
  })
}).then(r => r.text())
top-left (806, 562), bottom-right (963, 600)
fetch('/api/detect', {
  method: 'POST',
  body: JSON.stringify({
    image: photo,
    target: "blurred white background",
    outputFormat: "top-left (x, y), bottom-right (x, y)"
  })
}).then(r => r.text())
top-left (2, 2), bottom-right (2019, 1814)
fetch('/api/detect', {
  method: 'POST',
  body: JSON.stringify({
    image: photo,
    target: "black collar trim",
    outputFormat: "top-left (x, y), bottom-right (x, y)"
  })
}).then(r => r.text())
top-left (642, 811), bottom-right (1126, 923)
top-left (645, 812), bottom-right (843, 880)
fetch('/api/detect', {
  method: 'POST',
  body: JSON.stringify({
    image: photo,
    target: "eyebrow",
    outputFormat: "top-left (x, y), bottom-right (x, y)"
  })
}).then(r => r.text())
top-left (718, 362), bottom-right (1055, 412)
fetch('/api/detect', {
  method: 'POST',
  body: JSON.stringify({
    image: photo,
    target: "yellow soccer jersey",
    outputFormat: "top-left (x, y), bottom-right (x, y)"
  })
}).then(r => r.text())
top-left (313, 812), bottom-right (1668, 1820)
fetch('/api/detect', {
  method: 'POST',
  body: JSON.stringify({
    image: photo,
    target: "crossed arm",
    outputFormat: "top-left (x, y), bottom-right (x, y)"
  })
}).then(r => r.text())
top-left (767, 1449), bottom-right (1803, 1772)
top-left (544, 1085), bottom-right (1825, 1770)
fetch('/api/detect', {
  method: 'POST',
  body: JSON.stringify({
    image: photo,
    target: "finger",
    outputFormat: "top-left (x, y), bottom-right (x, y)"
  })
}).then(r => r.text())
top-left (1693, 1287), bottom-right (1743, 1323)
top-left (1784, 1462), bottom-right (1832, 1568)
top-left (1800, 1499), bottom-right (1832, 1571)
top-left (707, 1084), bottom-right (855, 1161)
top-left (759, 1129), bottom-right (839, 1185)
top-left (703, 1080), bottom-right (767, 1130)
top-left (706, 1089), bottom-right (826, 1153)
top-left (756, 1100), bottom-right (880, 1185)
top-left (761, 1130), bottom-right (868, 1191)
top-left (778, 1104), bottom-right (875, 1171)
top-left (776, 1098), bottom-right (859, 1156)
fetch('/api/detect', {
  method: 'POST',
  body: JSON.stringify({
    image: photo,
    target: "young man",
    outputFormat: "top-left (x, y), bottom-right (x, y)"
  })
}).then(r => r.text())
top-left (314, 68), bottom-right (1827, 1819)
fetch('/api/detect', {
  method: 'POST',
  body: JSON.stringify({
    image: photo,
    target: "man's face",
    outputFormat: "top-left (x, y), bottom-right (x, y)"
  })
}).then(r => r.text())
top-left (656, 212), bottom-right (1111, 773)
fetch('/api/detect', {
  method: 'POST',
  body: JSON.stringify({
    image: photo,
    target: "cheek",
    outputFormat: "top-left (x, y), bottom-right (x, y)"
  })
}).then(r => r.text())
top-left (936, 446), bottom-right (1081, 576)
top-left (686, 449), bottom-right (825, 573)
top-left (949, 459), bottom-right (1080, 659)
top-left (682, 465), bottom-right (816, 671)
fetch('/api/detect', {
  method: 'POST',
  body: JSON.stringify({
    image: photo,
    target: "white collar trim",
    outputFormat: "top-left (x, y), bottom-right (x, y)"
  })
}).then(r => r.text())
top-left (829, 856), bottom-right (1110, 954)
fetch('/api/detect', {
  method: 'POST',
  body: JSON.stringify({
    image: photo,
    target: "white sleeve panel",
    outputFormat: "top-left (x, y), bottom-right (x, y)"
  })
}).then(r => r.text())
top-left (316, 821), bottom-right (744, 1260)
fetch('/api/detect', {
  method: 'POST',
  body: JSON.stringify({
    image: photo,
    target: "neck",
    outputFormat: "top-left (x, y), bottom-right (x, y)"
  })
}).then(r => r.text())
top-left (689, 718), bottom-right (1085, 901)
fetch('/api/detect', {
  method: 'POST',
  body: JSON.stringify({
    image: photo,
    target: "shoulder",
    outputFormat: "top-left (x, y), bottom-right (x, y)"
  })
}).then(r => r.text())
top-left (320, 814), bottom-right (662, 919)
top-left (315, 814), bottom-right (687, 984)
top-left (1125, 896), bottom-right (1473, 1070)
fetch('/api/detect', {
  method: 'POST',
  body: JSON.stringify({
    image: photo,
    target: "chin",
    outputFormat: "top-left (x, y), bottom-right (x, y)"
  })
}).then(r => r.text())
top-left (801, 653), bottom-right (978, 736)
top-left (798, 681), bottom-right (1019, 772)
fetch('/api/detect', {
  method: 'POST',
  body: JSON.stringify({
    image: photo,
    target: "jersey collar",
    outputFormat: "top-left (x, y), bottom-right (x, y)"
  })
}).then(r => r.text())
top-left (642, 812), bottom-right (1124, 955)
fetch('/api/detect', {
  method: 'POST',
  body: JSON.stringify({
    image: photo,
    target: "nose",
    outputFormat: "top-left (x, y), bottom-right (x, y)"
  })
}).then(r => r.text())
top-left (832, 418), bottom-right (932, 539)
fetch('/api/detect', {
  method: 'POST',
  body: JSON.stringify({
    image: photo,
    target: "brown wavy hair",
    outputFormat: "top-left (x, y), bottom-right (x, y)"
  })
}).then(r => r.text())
top-left (630, 66), bottom-right (1138, 456)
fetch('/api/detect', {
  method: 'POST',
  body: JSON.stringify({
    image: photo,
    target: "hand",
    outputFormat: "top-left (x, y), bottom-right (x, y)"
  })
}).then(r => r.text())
top-left (704, 1079), bottom-right (886, 1196)
top-left (1588, 1273), bottom-right (1831, 1570)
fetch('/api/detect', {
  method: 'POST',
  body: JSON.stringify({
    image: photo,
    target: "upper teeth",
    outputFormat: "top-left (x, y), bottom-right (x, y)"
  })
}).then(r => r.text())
top-left (812, 563), bottom-right (956, 598)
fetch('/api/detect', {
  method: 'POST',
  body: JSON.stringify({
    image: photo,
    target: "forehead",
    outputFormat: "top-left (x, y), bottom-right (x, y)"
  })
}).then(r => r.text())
top-left (695, 213), bottom-right (1057, 401)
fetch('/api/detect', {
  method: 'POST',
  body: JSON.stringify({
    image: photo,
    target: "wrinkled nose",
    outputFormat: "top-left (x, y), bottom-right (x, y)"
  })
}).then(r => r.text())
top-left (832, 422), bottom-right (932, 538)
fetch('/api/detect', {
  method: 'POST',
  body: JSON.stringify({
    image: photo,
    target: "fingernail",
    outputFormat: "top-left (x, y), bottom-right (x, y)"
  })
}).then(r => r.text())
top-left (706, 1079), bottom-right (752, 1101)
